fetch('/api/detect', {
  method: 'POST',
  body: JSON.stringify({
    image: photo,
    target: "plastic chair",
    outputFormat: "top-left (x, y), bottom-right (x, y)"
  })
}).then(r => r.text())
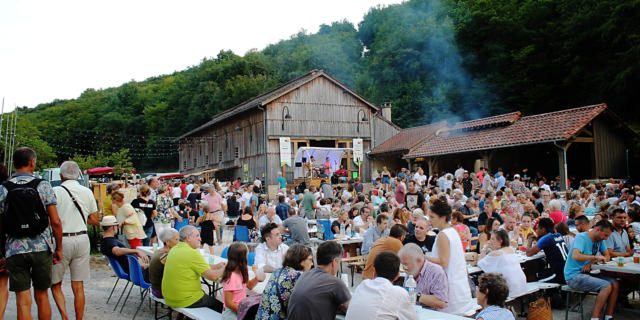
top-left (174, 220), bottom-right (189, 231)
top-left (318, 219), bottom-right (334, 240)
top-left (234, 225), bottom-right (250, 242)
top-left (248, 252), bottom-right (256, 266)
top-left (221, 246), bottom-right (230, 259)
top-left (106, 256), bottom-right (131, 311)
top-left (124, 255), bottom-right (153, 319)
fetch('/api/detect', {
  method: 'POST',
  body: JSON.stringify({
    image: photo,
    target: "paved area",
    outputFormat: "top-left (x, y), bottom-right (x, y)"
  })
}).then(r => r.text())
top-left (4, 250), bottom-right (640, 319)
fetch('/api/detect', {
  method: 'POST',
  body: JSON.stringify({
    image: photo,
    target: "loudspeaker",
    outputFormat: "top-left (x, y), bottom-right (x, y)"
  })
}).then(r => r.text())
top-left (295, 162), bottom-right (302, 168)
top-left (302, 157), bottom-right (307, 162)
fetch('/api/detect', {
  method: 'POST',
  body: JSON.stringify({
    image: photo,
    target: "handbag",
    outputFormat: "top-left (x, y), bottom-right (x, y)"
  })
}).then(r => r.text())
top-left (527, 297), bottom-right (552, 320)
top-left (61, 186), bottom-right (86, 224)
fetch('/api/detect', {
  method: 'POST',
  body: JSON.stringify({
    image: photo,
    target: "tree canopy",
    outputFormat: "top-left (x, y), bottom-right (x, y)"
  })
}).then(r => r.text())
top-left (8, 0), bottom-right (639, 171)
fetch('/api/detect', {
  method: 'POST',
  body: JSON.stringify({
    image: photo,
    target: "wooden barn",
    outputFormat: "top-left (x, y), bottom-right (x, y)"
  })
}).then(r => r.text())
top-left (177, 70), bottom-right (399, 195)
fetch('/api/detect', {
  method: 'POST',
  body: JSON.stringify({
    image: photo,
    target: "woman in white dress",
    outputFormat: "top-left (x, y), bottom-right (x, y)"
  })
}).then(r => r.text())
top-left (426, 198), bottom-right (476, 316)
top-left (477, 229), bottom-right (527, 298)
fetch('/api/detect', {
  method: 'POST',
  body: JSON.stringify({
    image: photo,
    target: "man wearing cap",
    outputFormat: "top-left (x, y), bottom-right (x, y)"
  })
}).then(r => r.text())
top-left (510, 174), bottom-right (526, 195)
top-left (51, 161), bottom-right (100, 320)
top-left (100, 216), bottom-right (149, 276)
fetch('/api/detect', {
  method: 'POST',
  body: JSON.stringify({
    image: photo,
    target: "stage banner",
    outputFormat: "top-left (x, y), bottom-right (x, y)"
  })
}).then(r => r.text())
top-left (279, 137), bottom-right (292, 167)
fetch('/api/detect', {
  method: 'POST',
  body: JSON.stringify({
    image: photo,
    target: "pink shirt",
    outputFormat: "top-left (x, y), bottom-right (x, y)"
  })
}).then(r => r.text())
top-left (549, 210), bottom-right (567, 226)
top-left (223, 271), bottom-right (247, 309)
top-left (203, 192), bottom-right (223, 213)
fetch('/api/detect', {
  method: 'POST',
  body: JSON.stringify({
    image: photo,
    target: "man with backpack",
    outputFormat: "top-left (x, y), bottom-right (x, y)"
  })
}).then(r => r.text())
top-left (50, 161), bottom-right (99, 320)
top-left (0, 147), bottom-right (63, 319)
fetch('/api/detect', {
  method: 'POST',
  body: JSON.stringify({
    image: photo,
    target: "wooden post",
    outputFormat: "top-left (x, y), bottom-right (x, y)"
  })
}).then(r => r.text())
top-left (554, 143), bottom-right (568, 191)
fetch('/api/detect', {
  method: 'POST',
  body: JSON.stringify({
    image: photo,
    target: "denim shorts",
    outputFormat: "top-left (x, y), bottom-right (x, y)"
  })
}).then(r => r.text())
top-left (567, 273), bottom-right (616, 292)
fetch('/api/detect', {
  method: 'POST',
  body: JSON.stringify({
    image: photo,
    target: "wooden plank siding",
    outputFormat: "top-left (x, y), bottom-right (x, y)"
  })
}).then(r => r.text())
top-left (593, 117), bottom-right (626, 178)
top-left (265, 77), bottom-right (374, 139)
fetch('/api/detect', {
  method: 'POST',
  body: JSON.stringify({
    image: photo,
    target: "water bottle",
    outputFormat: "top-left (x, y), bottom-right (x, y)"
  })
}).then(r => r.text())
top-left (318, 223), bottom-right (325, 240)
top-left (340, 223), bottom-right (345, 236)
top-left (405, 275), bottom-right (417, 305)
top-left (203, 243), bottom-right (210, 255)
top-left (345, 225), bottom-right (351, 238)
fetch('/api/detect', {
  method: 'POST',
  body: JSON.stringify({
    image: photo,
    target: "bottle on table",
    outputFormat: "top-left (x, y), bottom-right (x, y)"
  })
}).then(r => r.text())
top-left (405, 275), bottom-right (417, 305)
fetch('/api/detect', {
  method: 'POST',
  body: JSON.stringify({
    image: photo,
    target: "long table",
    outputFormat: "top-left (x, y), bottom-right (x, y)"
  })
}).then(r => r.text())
top-left (136, 246), bottom-right (270, 294)
top-left (467, 251), bottom-right (545, 275)
top-left (336, 306), bottom-right (472, 320)
top-left (592, 257), bottom-right (640, 274)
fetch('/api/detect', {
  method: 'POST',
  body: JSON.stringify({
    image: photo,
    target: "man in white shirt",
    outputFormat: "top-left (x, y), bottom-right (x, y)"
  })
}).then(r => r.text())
top-left (259, 206), bottom-right (283, 227)
top-left (454, 164), bottom-right (465, 181)
top-left (255, 223), bottom-right (289, 272)
top-left (500, 214), bottom-right (517, 241)
top-left (345, 251), bottom-right (417, 320)
top-left (353, 206), bottom-right (372, 233)
top-left (50, 161), bottom-right (100, 320)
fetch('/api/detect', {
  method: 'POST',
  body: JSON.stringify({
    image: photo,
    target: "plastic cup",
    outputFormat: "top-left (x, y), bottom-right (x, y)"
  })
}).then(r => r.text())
top-left (617, 257), bottom-right (624, 267)
top-left (256, 267), bottom-right (266, 281)
top-left (634, 256), bottom-right (639, 264)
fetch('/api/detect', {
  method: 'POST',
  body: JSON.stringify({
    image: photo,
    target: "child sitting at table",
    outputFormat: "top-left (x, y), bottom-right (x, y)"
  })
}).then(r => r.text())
top-left (222, 243), bottom-right (264, 319)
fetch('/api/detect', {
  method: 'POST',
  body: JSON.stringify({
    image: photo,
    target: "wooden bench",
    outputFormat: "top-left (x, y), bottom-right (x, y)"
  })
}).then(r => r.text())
top-left (346, 258), bottom-right (366, 287)
top-left (561, 285), bottom-right (598, 320)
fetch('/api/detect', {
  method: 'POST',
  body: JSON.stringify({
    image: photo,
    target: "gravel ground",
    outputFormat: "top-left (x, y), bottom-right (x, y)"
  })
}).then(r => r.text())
top-left (4, 249), bottom-right (640, 319)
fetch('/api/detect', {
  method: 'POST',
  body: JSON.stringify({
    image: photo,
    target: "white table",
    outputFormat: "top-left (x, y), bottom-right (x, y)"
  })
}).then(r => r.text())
top-left (592, 257), bottom-right (640, 274)
top-left (417, 306), bottom-right (473, 319)
top-left (516, 251), bottom-right (545, 263)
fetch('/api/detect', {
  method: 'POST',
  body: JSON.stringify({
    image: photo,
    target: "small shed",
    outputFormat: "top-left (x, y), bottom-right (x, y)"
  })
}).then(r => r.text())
top-left (373, 103), bottom-right (636, 190)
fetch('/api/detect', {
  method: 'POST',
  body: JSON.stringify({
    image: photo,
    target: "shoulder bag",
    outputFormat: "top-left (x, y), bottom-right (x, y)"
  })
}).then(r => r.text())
top-left (61, 185), bottom-right (86, 224)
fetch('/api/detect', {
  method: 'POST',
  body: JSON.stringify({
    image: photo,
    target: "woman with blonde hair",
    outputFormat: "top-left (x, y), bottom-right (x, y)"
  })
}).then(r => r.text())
top-left (113, 190), bottom-right (146, 249)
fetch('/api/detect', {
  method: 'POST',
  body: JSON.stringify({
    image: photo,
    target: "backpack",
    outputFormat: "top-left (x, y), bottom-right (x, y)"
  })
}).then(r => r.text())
top-left (2, 179), bottom-right (49, 238)
top-left (134, 208), bottom-right (147, 226)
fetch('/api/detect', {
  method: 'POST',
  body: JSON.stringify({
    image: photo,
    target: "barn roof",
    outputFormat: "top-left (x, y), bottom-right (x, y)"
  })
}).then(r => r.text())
top-left (178, 70), bottom-right (387, 139)
top-left (404, 103), bottom-right (610, 158)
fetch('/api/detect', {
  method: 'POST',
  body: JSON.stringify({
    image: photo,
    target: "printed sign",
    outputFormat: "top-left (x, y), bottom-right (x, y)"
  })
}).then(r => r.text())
top-left (353, 138), bottom-right (363, 162)
top-left (279, 137), bottom-right (292, 167)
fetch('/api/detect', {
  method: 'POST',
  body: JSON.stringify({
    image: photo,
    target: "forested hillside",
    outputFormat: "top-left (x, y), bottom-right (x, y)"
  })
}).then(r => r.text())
top-left (8, 0), bottom-right (640, 171)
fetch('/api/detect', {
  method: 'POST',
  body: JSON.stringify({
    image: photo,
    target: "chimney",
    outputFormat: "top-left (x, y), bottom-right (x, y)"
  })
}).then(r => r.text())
top-left (382, 102), bottom-right (392, 122)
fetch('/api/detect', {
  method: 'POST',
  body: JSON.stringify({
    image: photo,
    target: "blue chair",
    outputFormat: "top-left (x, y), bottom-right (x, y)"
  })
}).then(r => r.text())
top-left (234, 225), bottom-right (250, 242)
top-left (124, 255), bottom-right (152, 319)
top-left (248, 252), bottom-right (256, 266)
top-left (318, 219), bottom-right (334, 240)
top-left (221, 246), bottom-right (230, 259)
top-left (174, 220), bottom-right (189, 231)
top-left (106, 256), bottom-right (130, 311)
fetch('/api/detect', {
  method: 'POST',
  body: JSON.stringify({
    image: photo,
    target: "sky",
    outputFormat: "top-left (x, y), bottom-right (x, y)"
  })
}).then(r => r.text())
top-left (0, 0), bottom-right (402, 112)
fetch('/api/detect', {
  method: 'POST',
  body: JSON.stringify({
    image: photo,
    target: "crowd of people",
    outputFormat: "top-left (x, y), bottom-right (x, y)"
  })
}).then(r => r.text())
top-left (1, 143), bottom-right (640, 320)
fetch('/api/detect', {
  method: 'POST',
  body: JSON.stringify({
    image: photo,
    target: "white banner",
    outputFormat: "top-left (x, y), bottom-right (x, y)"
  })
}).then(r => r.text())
top-left (353, 138), bottom-right (364, 162)
top-left (279, 137), bottom-right (292, 167)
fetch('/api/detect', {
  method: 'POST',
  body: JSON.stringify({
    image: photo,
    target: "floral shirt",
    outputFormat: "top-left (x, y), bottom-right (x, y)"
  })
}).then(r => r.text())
top-left (256, 266), bottom-right (302, 320)
top-left (0, 172), bottom-right (57, 258)
top-left (453, 223), bottom-right (471, 251)
top-left (155, 195), bottom-right (173, 223)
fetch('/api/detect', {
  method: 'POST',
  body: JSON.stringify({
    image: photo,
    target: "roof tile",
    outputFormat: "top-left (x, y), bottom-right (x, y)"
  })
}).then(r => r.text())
top-left (404, 104), bottom-right (607, 158)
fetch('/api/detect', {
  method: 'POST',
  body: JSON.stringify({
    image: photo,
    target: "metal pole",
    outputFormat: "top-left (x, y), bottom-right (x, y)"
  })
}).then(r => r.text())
top-left (0, 98), bottom-right (4, 140)
top-left (8, 109), bottom-right (17, 174)
top-left (4, 109), bottom-right (11, 167)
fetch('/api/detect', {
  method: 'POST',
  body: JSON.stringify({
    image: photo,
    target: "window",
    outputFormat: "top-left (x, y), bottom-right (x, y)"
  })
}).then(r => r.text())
top-left (234, 147), bottom-right (239, 158)
top-left (205, 155), bottom-right (209, 166)
top-left (218, 152), bottom-right (222, 162)
top-left (193, 157), bottom-right (197, 168)
top-left (183, 160), bottom-right (186, 170)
